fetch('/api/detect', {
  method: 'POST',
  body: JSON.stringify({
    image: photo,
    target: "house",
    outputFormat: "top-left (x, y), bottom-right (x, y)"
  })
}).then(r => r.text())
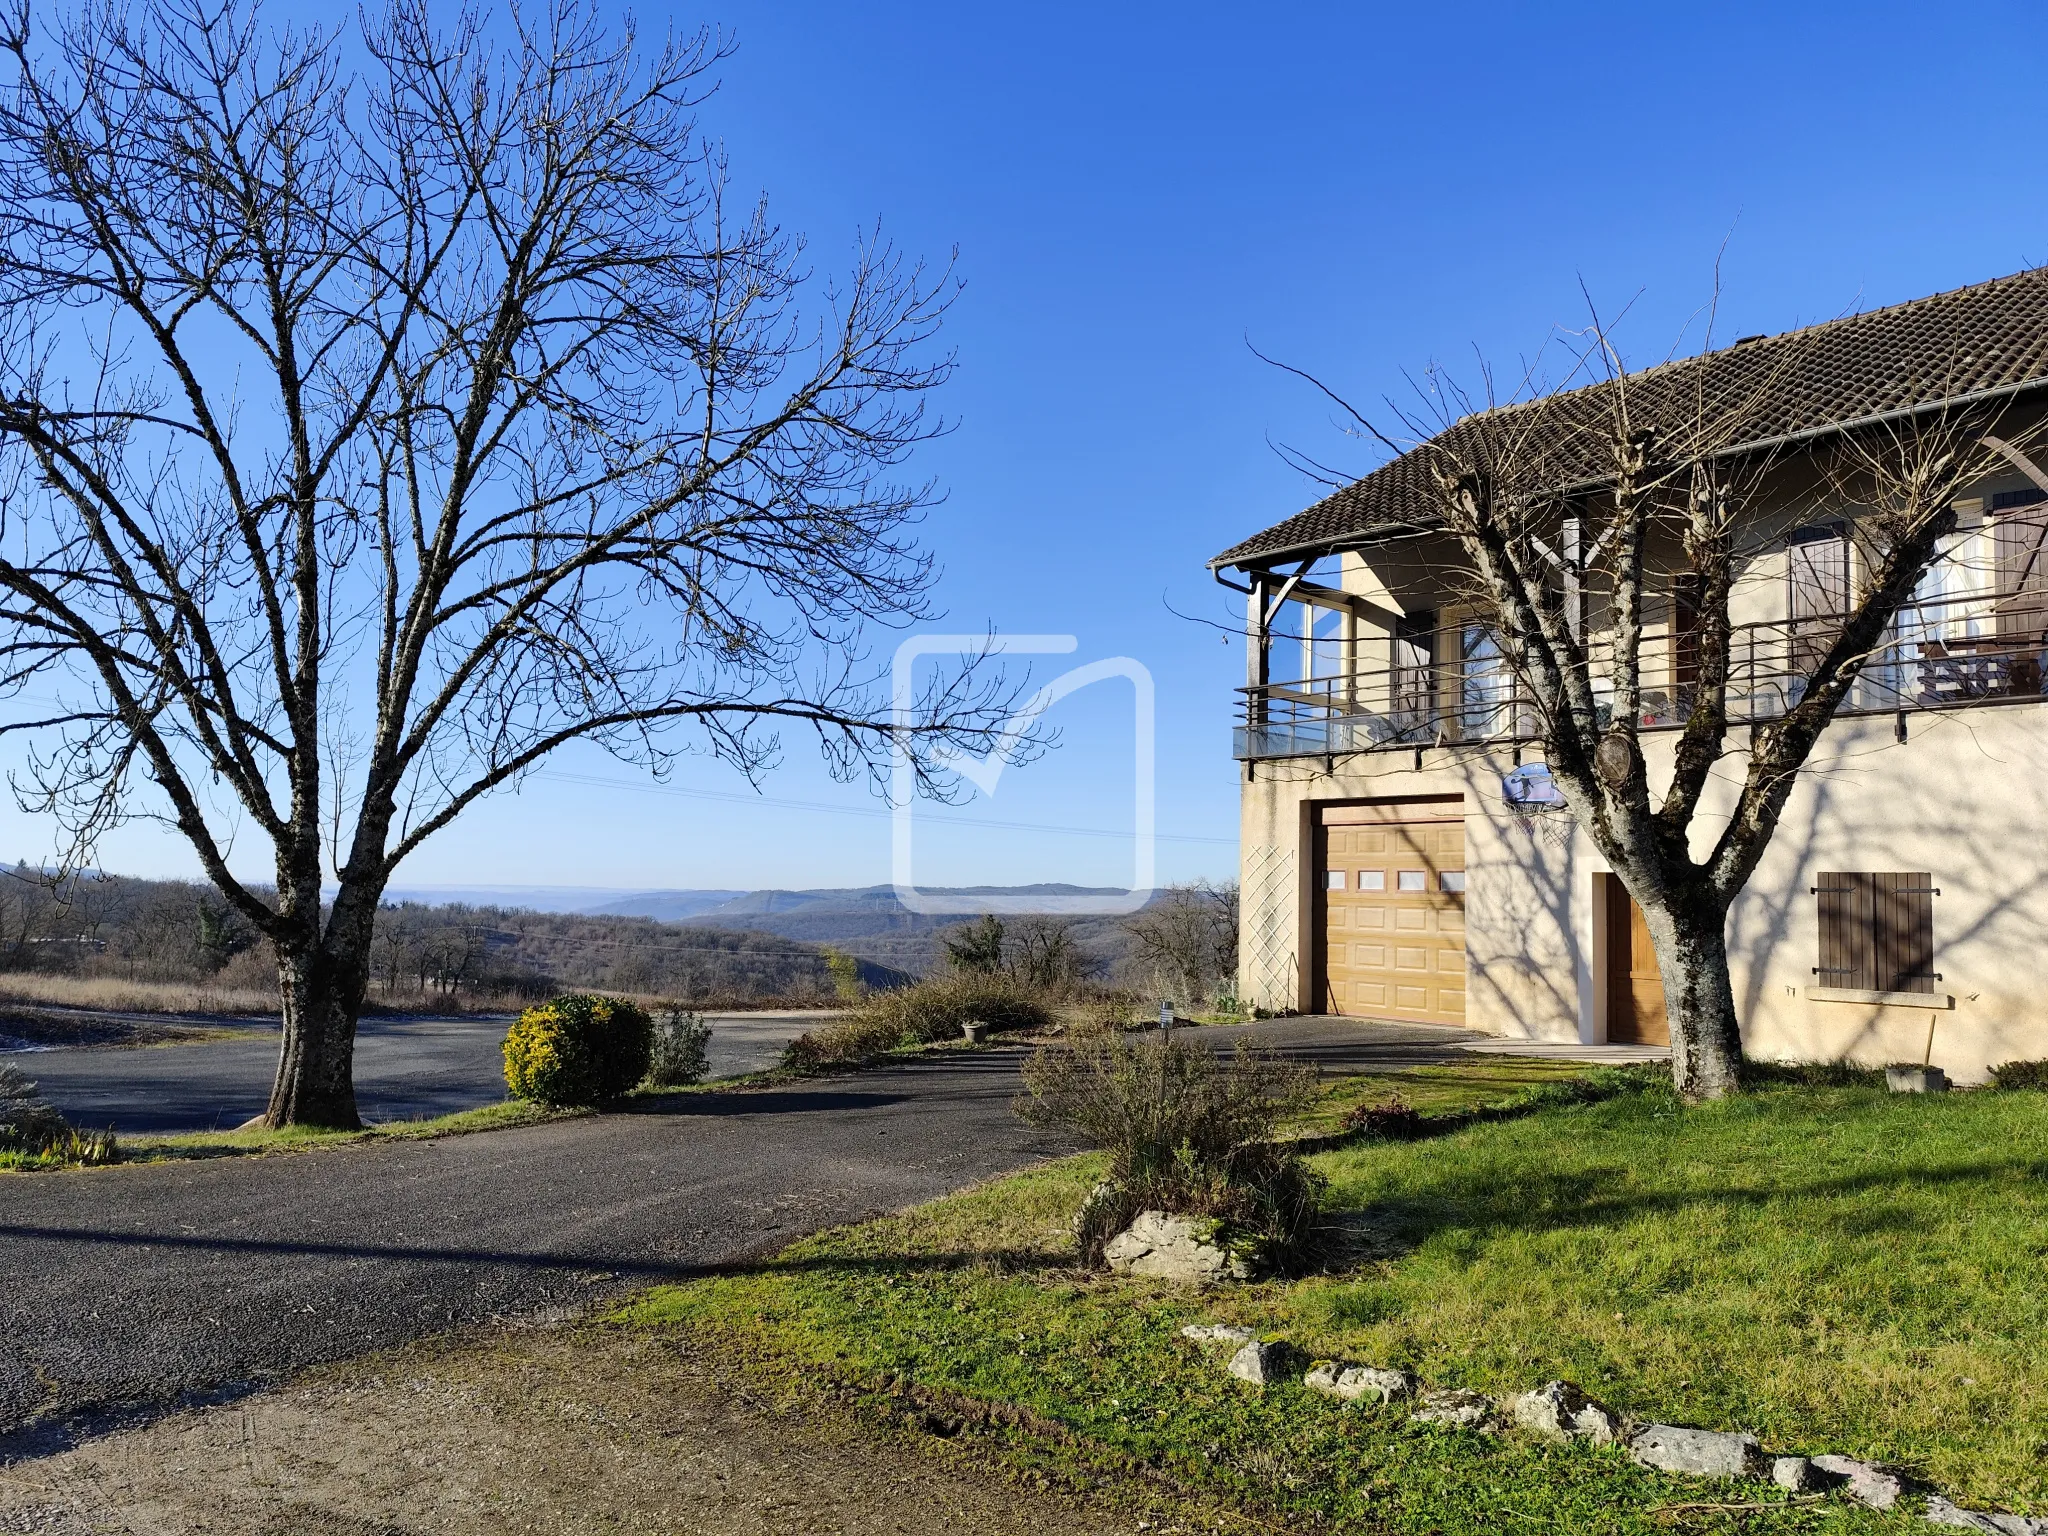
top-left (1212, 269), bottom-right (2048, 1082)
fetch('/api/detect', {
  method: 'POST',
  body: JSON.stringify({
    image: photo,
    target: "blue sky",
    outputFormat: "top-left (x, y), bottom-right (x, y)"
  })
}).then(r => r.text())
top-left (16, 0), bottom-right (2048, 895)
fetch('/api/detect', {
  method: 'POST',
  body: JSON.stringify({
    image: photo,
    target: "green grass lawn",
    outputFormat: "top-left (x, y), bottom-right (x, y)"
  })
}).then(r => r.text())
top-left (620, 1067), bottom-right (2048, 1533)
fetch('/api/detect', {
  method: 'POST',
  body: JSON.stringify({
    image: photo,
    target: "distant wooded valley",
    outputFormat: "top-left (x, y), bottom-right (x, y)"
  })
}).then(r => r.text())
top-left (0, 869), bottom-right (1237, 1013)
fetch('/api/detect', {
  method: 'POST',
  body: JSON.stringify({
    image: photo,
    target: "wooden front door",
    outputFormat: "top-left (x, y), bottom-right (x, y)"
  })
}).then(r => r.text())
top-left (1320, 812), bottom-right (1466, 1025)
top-left (1605, 879), bottom-right (1669, 1045)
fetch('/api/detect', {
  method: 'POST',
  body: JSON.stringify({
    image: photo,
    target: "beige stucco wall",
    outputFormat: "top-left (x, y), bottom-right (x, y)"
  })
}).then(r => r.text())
top-left (1237, 700), bottom-right (2048, 1082)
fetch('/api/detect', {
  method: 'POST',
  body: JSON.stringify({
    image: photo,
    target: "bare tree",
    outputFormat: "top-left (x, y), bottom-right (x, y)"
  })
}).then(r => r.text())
top-left (1008, 914), bottom-right (1090, 993)
top-left (0, 0), bottom-right (1023, 1125)
top-left (1123, 880), bottom-right (1238, 1006)
top-left (1288, 309), bottom-right (2034, 1099)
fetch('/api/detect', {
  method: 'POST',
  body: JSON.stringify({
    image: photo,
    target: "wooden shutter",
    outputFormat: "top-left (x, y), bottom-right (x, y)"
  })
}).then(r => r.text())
top-left (1994, 508), bottom-right (2048, 641)
top-left (1788, 525), bottom-right (1849, 681)
top-left (1815, 871), bottom-right (1874, 989)
top-left (1873, 871), bottom-right (1936, 993)
top-left (1815, 870), bottom-right (1935, 993)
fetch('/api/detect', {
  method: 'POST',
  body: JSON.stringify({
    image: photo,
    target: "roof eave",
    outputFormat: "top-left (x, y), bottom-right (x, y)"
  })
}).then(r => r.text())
top-left (1211, 372), bottom-right (2048, 575)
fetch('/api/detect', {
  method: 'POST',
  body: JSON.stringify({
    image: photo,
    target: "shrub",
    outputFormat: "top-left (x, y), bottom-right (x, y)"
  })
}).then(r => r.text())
top-left (645, 1007), bottom-right (712, 1088)
top-left (0, 1064), bottom-right (118, 1165)
top-left (1064, 988), bottom-right (1144, 1036)
top-left (1340, 1093), bottom-right (1425, 1140)
top-left (1015, 1034), bottom-right (1324, 1270)
top-left (1990, 1059), bottom-right (2048, 1091)
top-left (852, 972), bottom-right (1056, 1045)
top-left (501, 993), bottom-right (653, 1107)
top-left (780, 974), bottom-right (1058, 1072)
top-left (782, 1012), bottom-right (908, 1071)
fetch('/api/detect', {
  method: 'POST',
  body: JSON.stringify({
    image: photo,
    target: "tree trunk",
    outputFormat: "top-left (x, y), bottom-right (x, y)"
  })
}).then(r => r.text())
top-left (266, 941), bottom-right (369, 1129)
top-left (1641, 896), bottom-right (1744, 1101)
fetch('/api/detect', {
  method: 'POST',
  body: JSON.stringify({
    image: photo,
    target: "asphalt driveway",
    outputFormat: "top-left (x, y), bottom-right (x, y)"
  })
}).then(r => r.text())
top-left (0, 1015), bottom-right (1482, 1461)
top-left (12, 1010), bottom-right (836, 1134)
top-left (0, 1049), bottom-right (1068, 1456)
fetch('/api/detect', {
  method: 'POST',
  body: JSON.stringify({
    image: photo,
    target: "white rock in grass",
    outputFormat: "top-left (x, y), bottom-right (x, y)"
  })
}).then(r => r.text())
top-left (1104, 1211), bottom-right (1255, 1282)
top-left (1627, 1424), bottom-right (1765, 1479)
top-left (1412, 1388), bottom-right (1499, 1431)
top-left (1771, 1456), bottom-right (1824, 1493)
top-left (1923, 1495), bottom-right (2048, 1533)
top-left (1225, 1340), bottom-right (1288, 1387)
top-left (1179, 1323), bottom-right (1258, 1345)
top-left (1511, 1381), bottom-right (1618, 1444)
top-left (1302, 1362), bottom-right (1416, 1405)
top-left (1811, 1453), bottom-right (1904, 1510)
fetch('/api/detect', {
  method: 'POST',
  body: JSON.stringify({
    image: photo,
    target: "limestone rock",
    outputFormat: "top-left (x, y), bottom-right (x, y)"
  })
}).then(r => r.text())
top-left (1103, 1210), bottom-right (1255, 1283)
top-left (1771, 1456), bottom-right (1824, 1493)
top-left (1811, 1454), bottom-right (1903, 1510)
top-left (1628, 1424), bottom-right (1765, 1479)
top-left (1412, 1388), bottom-right (1499, 1431)
top-left (1924, 1496), bottom-right (2048, 1533)
top-left (1226, 1340), bottom-right (1288, 1387)
top-left (1511, 1380), bottom-right (1617, 1444)
top-left (1302, 1362), bottom-right (1416, 1405)
top-left (1179, 1323), bottom-right (1258, 1345)
top-left (1886, 1064), bottom-right (1949, 1094)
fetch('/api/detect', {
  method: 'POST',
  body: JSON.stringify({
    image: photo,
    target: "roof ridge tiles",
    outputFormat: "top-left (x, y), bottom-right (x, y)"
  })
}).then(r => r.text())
top-left (1216, 266), bottom-right (2048, 569)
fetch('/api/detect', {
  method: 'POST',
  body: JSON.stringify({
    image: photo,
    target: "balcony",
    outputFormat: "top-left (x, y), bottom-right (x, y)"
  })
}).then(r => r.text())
top-left (1233, 589), bottom-right (2048, 761)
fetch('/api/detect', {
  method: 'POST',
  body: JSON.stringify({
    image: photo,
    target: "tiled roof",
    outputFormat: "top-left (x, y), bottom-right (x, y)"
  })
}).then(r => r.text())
top-left (1214, 267), bottom-right (2048, 569)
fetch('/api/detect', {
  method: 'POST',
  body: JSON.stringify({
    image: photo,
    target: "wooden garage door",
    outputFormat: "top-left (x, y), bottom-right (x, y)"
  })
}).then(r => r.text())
top-left (1320, 811), bottom-right (1466, 1024)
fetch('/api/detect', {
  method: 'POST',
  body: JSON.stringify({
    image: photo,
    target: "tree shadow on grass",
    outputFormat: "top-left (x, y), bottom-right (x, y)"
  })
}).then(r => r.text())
top-left (1324, 1153), bottom-right (2048, 1267)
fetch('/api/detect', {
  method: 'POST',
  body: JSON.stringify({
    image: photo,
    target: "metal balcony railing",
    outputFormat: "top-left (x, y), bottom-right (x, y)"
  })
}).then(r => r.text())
top-left (1233, 589), bottom-right (2048, 761)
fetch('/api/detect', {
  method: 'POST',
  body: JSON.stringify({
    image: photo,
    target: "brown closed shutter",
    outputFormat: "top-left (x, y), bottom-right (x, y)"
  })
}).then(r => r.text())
top-left (1874, 872), bottom-right (1936, 994)
top-left (1995, 504), bottom-right (2048, 641)
top-left (1815, 871), bottom-right (1935, 993)
top-left (1815, 872), bottom-right (1873, 989)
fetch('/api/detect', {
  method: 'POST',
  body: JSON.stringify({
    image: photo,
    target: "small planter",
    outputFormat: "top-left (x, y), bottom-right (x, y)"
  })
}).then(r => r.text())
top-left (960, 1020), bottom-right (988, 1045)
top-left (1885, 1063), bottom-right (1948, 1094)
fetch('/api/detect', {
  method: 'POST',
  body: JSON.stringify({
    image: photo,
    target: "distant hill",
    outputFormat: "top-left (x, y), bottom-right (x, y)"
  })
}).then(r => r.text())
top-left (381, 884), bottom-right (746, 915)
top-left (570, 889), bottom-right (753, 921)
top-left (646, 884), bottom-right (1153, 977)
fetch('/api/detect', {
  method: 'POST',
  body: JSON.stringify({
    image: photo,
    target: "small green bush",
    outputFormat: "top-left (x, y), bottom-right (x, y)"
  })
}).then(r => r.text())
top-left (1990, 1059), bottom-right (2048, 1091)
top-left (645, 1007), bottom-right (712, 1088)
top-left (1015, 1034), bottom-right (1324, 1271)
top-left (502, 993), bottom-right (653, 1107)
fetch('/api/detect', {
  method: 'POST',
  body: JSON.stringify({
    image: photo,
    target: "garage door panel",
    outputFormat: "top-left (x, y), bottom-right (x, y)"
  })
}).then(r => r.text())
top-left (1320, 810), bottom-right (1466, 1026)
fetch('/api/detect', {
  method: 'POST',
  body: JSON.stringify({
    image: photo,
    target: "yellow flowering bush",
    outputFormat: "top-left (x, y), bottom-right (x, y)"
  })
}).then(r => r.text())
top-left (502, 993), bottom-right (654, 1107)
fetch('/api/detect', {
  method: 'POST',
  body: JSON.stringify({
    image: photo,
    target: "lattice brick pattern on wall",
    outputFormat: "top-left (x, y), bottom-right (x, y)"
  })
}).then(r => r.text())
top-left (1240, 843), bottom-right (1297, 1012)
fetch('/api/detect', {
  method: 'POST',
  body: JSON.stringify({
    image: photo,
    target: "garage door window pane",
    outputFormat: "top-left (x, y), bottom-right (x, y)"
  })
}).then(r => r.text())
top-left (1398, 870), bottom-right (1426, 892)
top-left (1358, 869), bottom-right (1386, 891)
top-left (1327, 870), bottom-right (1346, 890)
top-left (1440, 871), bottom-right (1467, 893)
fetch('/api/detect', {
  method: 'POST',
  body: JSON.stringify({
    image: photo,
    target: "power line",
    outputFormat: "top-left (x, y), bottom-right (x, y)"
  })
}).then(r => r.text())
top-left (532, 769), bottom-right (1238, 848)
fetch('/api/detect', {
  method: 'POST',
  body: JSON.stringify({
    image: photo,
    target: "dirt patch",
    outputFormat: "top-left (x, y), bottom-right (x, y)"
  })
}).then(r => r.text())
top-left (0, 1008), bottom-right (266, 1051)
top-left (0, 1326), bottom-right (1176, 1535)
